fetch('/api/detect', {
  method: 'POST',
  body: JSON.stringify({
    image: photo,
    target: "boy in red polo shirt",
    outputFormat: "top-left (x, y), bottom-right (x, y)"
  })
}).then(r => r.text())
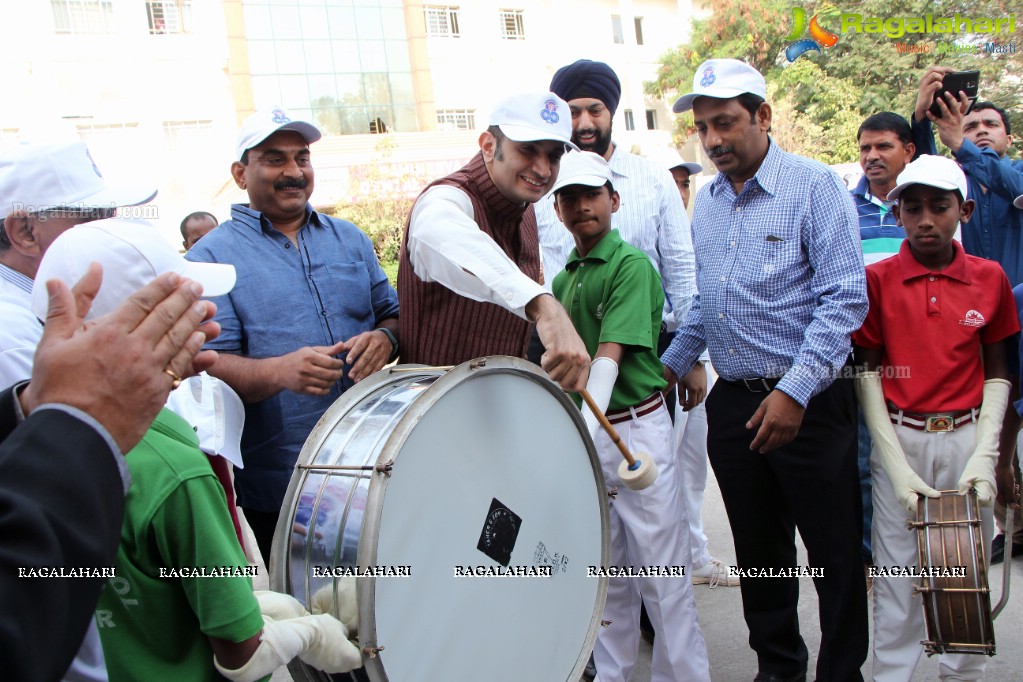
top-left (853, 155), bottom-right (1019, 680)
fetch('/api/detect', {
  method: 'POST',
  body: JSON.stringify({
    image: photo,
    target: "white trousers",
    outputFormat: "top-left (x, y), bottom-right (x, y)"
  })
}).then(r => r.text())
top-left (871, 422), bottom-right (994, 682)
top-left (592, 403), bottom-right (709, 682)
top-left (672, 367), bottom-right (717, 569)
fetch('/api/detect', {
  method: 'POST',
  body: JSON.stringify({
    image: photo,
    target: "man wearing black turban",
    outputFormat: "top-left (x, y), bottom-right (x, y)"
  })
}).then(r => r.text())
top-left (540, 58), bottom-right (710, 682)
top-left (548, 59), bottom-right (621, 157)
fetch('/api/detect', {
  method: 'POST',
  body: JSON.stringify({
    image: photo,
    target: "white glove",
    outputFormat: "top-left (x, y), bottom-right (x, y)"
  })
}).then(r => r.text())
top-left (855, 371), bottom-right (939, 513)
top-left (581, 356), bottom-right (619, 441)
top-left (310, 576), bottom-right (359, 635)
top-left (254, 590), bottom-right (310, 621)
top-left (957, 378), bottom-right (1010, 506)
top-left (214, 614), bottom-right (362, 682)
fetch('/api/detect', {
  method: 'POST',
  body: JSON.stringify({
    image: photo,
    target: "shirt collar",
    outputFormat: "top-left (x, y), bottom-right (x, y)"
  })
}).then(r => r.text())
top-left (0, 262), bottom-right (33, 295)
top-left (853, 174), bottom-right (891, 207)
top-left (229, 203), bottom-right (320, 233)
top-left (606, 144), bottom-right (628, 178)
top-left (897, 238), bottom-right (970, 284)
top-left (566, 229), bottom-right (623, 269)
top-left (708, 138), bottom-right (780, 198)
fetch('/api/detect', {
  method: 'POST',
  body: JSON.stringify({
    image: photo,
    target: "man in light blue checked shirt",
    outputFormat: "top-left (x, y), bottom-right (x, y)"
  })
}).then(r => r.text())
top-left (663, 58), bottom-right (869, 682)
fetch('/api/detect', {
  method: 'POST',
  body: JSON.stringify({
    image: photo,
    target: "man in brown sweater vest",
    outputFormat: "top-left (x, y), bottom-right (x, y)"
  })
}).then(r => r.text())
top-left (398, 92), bottom-right (590, 391)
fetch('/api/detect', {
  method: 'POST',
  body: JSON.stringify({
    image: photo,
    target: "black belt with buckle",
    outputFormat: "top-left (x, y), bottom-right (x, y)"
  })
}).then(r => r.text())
top-left (722, 377), bottom-right (782, 393)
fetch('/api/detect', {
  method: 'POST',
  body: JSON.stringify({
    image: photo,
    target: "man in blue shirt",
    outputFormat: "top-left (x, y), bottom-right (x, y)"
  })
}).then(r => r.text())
top-left (187, 109), bottom-right (399, 563)
top-left (663, 59), bottom-right (868, 682)
top-left (853, 112), bottom-right (915, 266)
top-left (912, 66), bottom-right (1023, 562)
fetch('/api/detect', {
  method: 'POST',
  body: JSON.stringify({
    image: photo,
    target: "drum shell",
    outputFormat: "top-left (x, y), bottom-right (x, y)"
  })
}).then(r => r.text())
top-left (914, 490), bottom-right (994, 656)
top-left (270, 358), bottom-right (610, 681)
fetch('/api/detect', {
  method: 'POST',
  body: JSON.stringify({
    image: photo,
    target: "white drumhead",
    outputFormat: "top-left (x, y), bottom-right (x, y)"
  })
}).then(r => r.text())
top-left (363, 362), bottom-right (607, 681)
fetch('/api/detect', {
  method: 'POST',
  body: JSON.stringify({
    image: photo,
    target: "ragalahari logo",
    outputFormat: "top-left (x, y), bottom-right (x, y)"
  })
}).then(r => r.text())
top-left (785, 7), bottom-right (839, 61)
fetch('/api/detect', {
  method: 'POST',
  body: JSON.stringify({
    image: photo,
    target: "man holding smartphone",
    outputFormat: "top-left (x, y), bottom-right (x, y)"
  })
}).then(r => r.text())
top-left (911, 64), bottom-right (1023, 562)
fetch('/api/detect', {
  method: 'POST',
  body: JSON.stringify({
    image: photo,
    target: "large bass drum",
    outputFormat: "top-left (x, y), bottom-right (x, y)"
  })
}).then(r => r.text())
top-left (270, 357), bottom-right (610, 682)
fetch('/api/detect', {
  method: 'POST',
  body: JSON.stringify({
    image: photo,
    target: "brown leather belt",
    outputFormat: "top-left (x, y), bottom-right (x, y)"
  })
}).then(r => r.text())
top-left (606, 393), bottom-right (664, 425)
top-left (889, 407), bottom-right (978, 432)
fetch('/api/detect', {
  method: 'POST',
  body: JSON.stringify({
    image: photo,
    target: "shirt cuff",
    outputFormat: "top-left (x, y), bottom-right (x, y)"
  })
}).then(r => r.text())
top-left (775, 367), bottom-right (834, 408)
top-left (34, 403), bottom-right (131, 493)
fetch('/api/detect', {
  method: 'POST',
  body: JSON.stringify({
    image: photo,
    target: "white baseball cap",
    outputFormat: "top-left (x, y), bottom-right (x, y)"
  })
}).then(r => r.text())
top-left (165, 373), bottom-right (246, 468)
top-left (235, 107), bottom-right (321, 161)
top-left (550, 151), bottom-right (612, 194)
top-left (660, 148), bottom-right (703, 175)
top-left (0, 141), bottom-right (156, 219)
top-left (32, 217), bottom-right (236, 322)
top-left (488, 93), bottom-right (579, 150)
top-left (672, 59), bottom-right (768, 113)
top-left (886, 154), bottom-right (968, 203)
top-left (1014, 193), bottom-right (1023, 209)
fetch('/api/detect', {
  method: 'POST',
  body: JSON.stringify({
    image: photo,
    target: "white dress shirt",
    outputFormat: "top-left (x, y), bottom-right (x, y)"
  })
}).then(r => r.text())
top-left (535, 145), bottom-right (697, 329)
top-left (0, 263), bottom-right (42, 389)
top-left (407, 185), bottom-right (548, 319)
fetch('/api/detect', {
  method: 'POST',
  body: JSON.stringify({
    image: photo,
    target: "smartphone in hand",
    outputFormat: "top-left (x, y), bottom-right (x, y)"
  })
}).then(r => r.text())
top-left (930, 70), bottom-right (979, 118)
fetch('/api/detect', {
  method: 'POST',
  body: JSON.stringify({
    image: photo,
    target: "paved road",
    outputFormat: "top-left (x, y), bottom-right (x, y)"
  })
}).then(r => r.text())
top-left (627, 468), bottom-right (1022, 682)
top-left (255, 460), bottom-right (1022, 682)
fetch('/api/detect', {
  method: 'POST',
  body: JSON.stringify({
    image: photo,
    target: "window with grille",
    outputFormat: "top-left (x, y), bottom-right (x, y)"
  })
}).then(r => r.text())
top-left (436, 109), bottom-right (476, 131)
top-left (146, 1), bottom-right (191, 34)
top-left (51, 0), bottom-right (114, 34)
top-left (425, 6), bottom-right (460, 38)
top-left (645, 109), bottom-right (657, 130)
top-left (498, 9), bottom-right (525, 39)
top-left (623, 110), bottom-right (635, 131)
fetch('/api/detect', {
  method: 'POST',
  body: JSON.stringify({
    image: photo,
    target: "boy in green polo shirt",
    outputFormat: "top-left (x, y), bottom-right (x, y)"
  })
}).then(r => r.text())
top-left (551, 151), bottom-right (709, 681)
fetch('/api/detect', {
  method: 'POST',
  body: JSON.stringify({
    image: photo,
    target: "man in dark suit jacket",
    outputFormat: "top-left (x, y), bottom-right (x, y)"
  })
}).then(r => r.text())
top-left (0, 267), bottom-right (221, 681)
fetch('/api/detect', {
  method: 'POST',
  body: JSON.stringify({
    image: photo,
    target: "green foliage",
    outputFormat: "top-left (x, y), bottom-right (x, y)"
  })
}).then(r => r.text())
top-left (335, 137), bottom-right (429, 271)
top-left (649, 0), bottom-right (1022, 162)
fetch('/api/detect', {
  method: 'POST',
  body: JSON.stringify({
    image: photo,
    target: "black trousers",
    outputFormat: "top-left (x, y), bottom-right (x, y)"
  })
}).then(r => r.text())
top-left (706, 378), bottom-right (867, 681)
top-left (243, 507), bottom-right (280, 568)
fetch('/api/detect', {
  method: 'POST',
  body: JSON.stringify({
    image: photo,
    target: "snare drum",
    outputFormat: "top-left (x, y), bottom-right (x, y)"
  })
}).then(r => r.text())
top-left (271, 357), bottom-right (610, 682)
top-left (912, 490), bottom-right (994, 656)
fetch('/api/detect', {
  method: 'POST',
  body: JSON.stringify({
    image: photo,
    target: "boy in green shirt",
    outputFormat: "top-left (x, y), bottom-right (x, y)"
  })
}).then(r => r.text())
top-left (551, 152), bottom-right (709, 681)
top-left (34, 219), bottom-right (362, 682)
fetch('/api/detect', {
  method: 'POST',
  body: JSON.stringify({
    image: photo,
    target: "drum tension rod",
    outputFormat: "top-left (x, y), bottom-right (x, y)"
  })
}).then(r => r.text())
top-left (295, 460), bottom-right (394, 476)
top-left (907, 519), bottom-right (981, 529)
top-left (361, 645), bottom-right (385, 658)
top-left (607, 486), bottom-right (618, 500)
top-left (913, 586), bottom-right (989, 594)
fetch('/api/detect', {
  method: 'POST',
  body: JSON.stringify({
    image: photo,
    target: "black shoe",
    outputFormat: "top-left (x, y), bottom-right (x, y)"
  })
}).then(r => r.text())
top-left (991, 534), bottom-right (1005, 565)
top-left (754, 672), bottom-right (806, 682)
top-left (639, 602), bottom-right (655, 643)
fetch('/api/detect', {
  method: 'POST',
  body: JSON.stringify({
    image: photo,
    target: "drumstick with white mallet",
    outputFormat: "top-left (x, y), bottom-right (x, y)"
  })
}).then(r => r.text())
top-left (578, 389), bottom-right (659, 490)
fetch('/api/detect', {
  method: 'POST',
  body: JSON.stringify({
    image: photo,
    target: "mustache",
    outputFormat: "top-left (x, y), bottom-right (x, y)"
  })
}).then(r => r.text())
top-left (864, 161), bottom-right (886, 170)
top-left (274, 177), bottom-right (309, 191)
top-left (707, 146), bottom-right (733, 159)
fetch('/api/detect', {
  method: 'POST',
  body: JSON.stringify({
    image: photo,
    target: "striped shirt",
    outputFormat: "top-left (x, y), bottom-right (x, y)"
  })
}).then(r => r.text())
top-left (535, 145), bottom-right (696, 328)
top-left (0, 263), bottom-right (41, 388)
top-left (662, 141), bottom-right (868, 407)
top-left (851, 175), bottom-right (904, 266)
